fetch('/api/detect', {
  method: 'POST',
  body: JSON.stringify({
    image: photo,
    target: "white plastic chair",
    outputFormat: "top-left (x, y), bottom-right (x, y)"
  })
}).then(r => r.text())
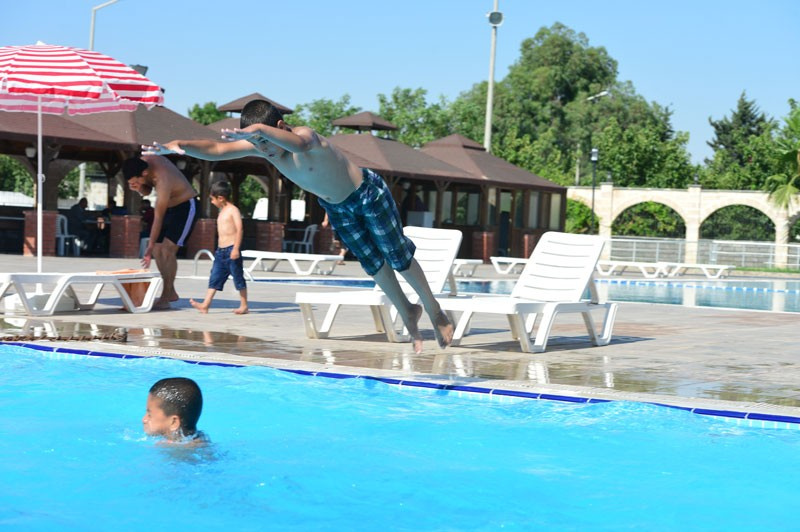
top-left (55, 214), bottom-right (80, 256)
top-left (295, 226), bottom-right (463, 342)
top-left (438, 231), bottom-right (618, 353)
top-left (284, 224), bottom-right (318, 254)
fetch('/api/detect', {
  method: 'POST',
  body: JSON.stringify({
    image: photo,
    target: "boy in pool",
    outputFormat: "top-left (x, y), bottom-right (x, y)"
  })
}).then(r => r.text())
top-left (142, 377), bottom-right (208, 445)
top-left (190, 180), bottom-right (249, 314)
top-left (143, 99), bottom-right (453, 354)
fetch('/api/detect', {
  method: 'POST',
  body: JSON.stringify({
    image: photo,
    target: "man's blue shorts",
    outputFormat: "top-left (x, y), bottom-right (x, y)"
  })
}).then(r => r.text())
top-left (208, 245), bottom-right (247, 291)
top-left (318, 168), bottom-right (415, 276)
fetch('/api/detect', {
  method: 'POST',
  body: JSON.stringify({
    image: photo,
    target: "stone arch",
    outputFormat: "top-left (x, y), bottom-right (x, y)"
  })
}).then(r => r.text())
top-left (698, 192), bottom-right (781, 227)
top-left (611, 193), bottom-right (689, 227)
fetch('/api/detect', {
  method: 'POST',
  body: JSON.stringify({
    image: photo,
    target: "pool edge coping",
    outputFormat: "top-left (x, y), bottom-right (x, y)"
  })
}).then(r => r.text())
top-left (6, 340), bottom-right (800, 429)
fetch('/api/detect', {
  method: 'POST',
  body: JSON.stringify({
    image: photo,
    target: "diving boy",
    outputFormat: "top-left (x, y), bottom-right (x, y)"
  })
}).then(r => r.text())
top-left (143, 99), bottom-right (452, 354)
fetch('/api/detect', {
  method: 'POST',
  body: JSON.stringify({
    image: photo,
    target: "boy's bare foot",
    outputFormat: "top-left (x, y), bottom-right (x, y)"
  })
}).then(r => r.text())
top-left (405, 304), bottom-right (424, 354)
top-left (233, 306), bottom-right (249, 315)
top-left (189, 298), bottom-right (209, 314)
top-left (432, 311), bottom-right (454, 349)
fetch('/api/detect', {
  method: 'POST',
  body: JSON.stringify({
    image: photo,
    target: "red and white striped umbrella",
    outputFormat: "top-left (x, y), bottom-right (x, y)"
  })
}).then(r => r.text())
top-left (0, 43), bottom-right (163, 114)
top-left (0, 42), bottom-right (164, 272)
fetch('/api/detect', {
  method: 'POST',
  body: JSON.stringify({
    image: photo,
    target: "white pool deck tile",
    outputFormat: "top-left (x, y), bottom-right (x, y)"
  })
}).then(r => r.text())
top-left (2, 253), bottom-right (800, 420)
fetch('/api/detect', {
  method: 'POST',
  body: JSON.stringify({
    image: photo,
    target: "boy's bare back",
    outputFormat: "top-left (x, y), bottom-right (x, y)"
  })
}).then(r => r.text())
top-left (143, 155), bottom-right (196, 207)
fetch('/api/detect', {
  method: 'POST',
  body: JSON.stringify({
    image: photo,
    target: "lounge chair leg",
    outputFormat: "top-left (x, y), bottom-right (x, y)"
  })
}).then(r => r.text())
top-left (529, 304), bottom-right (559, 353)
top-left (450, 309), bottom-right (473, 346)
top-left (509, 313), bottom-right (535, 352)
top-left (299, 302), bottom-right (324, 339)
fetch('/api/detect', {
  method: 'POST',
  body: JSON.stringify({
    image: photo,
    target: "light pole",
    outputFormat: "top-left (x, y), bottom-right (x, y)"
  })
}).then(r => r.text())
top-left (590, 148), bottom-right (598, 235)
top-left (82, 0), bottom-right (120, 201)
top-left (585, 89), bottom-right (609, 234)
top-left (483, 1), bottom-right (503, 153)
top-left (89, 0), bottom-right (119, 51)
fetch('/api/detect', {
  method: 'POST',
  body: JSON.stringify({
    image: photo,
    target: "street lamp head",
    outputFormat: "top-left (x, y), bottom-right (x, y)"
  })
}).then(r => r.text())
top-left (586, 89), bottom-right (611, 103)
top-left (590, 148), bottom-right (599, 162)
top-left (487, 11), bottom-right (503, 26)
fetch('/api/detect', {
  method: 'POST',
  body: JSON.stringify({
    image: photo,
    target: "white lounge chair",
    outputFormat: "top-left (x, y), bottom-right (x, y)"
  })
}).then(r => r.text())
top-left (295, 226), bottom-right (463, 343)
top-left (595, 260), bottom-right (669, 278)
top-left (660, 262), bottom-right (734, 279)
top-left (490, 256), bottom-right (529, 274)
top-left (437, 232), bottom-right (618, 353)
top-left (0, 270), bottom-right (162, 316)
top-left (451, 258), bottom-right (483, 278)
top-left (242, 250), bottom-right (344, 277)
top-left (445, 259), bottom-right (484, 296)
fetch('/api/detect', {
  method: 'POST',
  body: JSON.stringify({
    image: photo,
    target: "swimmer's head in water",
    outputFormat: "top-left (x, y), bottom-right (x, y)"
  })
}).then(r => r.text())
top-left (145, 377), bottom-right (203, 437)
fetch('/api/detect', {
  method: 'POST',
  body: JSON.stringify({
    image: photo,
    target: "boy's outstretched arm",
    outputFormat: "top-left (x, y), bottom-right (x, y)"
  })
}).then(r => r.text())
top-left (142, 139), bottom-right (258, 161)
top-left (222, 123), bottom-right (319, 154)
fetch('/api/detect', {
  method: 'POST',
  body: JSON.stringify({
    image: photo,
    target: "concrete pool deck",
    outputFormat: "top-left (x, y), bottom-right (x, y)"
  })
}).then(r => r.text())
top-left (2, 253), bottom-right (800, 421)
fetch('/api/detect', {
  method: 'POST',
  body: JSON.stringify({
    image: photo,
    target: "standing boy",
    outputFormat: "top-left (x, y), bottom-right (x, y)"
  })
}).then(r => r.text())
top-left (190, 180), bottom-right (249, 314)
top-left (123, 155), bottom-right (198, 310)
top-left (143, 99), bottom-right (452, 354)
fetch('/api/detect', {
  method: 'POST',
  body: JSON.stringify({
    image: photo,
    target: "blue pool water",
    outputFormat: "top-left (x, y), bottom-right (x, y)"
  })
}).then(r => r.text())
top-left (257, 277), bottom-right (800, 313)
top-left (596, 278), bottom-right (800, 313)
top-left (2, 344), bottom-right (799, 530)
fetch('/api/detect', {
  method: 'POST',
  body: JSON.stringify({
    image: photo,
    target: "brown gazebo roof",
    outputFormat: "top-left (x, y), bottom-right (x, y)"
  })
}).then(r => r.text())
top-left (0, 111), bottom-right (134, 162)
top-left (328, 133), bottom-right (475, 182)
top-left (421, 134), bottom-right (565, 192)
top-left (207, 116), bottom-right (239, 131)
top-left (218, 93), bottom-right (293, 114)
top-left (331, 111), bottom-right (397, 131)
top-left (68, 105), bottom-right (219, 146)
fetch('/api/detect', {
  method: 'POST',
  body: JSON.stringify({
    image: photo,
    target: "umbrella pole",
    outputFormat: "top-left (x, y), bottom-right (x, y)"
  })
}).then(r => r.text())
top-left (36, 95), bottom-right (43, 275)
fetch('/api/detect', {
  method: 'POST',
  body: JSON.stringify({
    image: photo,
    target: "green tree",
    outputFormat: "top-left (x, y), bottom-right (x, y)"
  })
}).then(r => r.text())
top-left (613, 203), bottom-right (686, 238)
top-left (0, 155), bottom-right (33, 196)
top-left (188, 102), bottom-right (226, 126)
top-left (707, 92), bottom-right (771, 164)
top-left (451, 23), bottom-right (693, 193)
top-left (377, 87), bottom-right (452, 147)
top-left (705, 92), bottom-right (777, 190)
top-left (565, 199), bottom-right (593, 234)
top-left (285, 95), bottom-right (361, 137)
top-left (765, 100), bottom-right (800, 211)
top-left (700, 206), bottom-right (774, 241)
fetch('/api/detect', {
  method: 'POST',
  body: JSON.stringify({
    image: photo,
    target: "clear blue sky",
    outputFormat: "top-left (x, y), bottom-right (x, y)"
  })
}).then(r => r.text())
top-left (3, 0), bottom-right (798, 164)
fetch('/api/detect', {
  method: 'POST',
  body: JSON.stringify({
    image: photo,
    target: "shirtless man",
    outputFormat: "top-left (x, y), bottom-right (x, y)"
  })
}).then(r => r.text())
top-left (142, 99), bottom-right (452, 353)
top-left (123, 155), bottom-right (198, 310)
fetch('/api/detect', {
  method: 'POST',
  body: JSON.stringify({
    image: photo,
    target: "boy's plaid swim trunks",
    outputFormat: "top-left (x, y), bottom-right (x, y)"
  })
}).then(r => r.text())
top-left (318, 168), bottom-right (415, 276)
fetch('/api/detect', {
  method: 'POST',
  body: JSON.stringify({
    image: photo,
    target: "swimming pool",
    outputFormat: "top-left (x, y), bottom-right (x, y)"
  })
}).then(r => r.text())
top-left (2, 343), bottom-right (799, 530)
top-left (256, 277), bottom-right (800, 313)
top-left (595, 278), bottom-right (800, 313)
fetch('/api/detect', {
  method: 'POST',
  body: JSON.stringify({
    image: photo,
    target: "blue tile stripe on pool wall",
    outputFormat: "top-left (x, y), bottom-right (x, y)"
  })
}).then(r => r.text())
top-left (4, 341), bottom-right (800, 429)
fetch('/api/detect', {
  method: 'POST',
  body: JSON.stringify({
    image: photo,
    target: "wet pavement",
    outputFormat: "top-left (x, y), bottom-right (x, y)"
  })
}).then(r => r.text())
top-left (2, 253), bottom-right (800, 419)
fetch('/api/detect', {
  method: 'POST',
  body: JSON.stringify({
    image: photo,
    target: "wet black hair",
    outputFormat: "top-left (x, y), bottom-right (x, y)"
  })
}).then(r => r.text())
top-left (210, 179), bottom-right (232, 199)
top-left (122, 157), bottom-right (149, 181)
top-left (240, 99), bottom-right (284, 128)
top-left (149, 377), bottom-right (203, 434)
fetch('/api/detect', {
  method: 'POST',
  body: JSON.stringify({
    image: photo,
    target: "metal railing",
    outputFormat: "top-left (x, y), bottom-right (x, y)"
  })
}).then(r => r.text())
top-left (607, 236), bottom-right (800, 269)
